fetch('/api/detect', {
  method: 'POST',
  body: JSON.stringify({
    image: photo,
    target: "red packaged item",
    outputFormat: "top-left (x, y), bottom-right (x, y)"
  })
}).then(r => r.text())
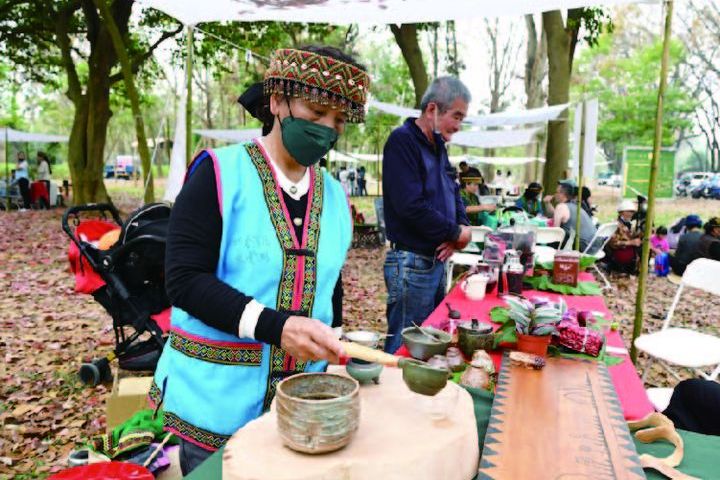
top-left (553, 251), bottom-right (580, 286)
top-left (556, 319), bottom-right (604, 357)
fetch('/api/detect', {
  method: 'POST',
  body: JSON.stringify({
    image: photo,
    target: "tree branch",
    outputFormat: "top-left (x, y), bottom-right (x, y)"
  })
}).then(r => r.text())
top-left (55, 0), bottom-right (84, 103)
top-left (108, 23), bottom-right (183, 85)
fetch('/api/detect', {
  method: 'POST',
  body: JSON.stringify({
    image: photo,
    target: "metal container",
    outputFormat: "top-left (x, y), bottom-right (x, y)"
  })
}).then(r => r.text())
top-left (276, 373), bottom-right (360, 454)
top-left (457, 318), bottom-right (495, 359)
top-left (401, 326), bottom-right (452, 361)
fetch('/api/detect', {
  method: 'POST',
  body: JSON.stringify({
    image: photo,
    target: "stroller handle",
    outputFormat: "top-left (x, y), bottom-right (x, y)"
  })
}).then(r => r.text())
top-left (62, 203), bottom-right (123, 244)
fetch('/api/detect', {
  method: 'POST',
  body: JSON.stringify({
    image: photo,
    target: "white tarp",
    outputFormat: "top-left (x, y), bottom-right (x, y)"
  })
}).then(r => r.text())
top-left (164, 90), bottom-right (188, 203)
top-left (449, 128), bottom-right (541, 149)
top-left (451, 156), bottom-right (546, 166)
top-left (465, 103), bottom-right (569, 128)
top-left (1, 127), bottom-right (68, 143)
top-left (571, 98), bottom-right (598, 178)
top-left (195, 128), bottom-right (262, 143)
top-left (369, 100), bottom-right (569, 128)
top-left (138, 0), bottom-right (652, 26)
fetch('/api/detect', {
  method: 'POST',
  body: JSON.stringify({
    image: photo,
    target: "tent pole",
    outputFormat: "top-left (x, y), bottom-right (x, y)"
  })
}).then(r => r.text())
top-left (186, 25), bottom-right (194, 166)
top-left (574, 101), bottom-right (586, 251)
top-left (631, 0), bottom-right (674, 365)
top-left (5, 128), bottom-right (9, 211)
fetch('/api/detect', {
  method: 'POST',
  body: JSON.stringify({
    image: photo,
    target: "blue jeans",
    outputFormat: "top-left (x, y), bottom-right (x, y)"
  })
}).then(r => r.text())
top-left (383, 250), bottom-right (446, 353)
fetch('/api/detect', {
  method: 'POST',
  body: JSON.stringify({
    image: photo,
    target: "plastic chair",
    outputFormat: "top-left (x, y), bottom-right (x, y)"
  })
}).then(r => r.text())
top-left (373, 197), bottom-right (386, 244)
top-left (445, 252), bottom-right (482, 293)
top-left (581, 222), bottom-right (618, 289)
top-left (634, 258), bottom-right (720, 385)
top-left (535, 227), bottom-right (565, 246)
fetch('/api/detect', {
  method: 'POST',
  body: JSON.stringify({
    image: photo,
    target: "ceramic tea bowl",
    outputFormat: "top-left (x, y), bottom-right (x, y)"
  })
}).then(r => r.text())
top-left (276, 373), bottom-right (360, 454)
top-left (401, 326), bottom-right (452, 361)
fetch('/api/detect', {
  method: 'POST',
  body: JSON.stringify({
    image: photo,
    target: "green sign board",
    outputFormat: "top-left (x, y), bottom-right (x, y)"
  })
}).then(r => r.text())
top-left (622, 147), bottom-right (676, 199)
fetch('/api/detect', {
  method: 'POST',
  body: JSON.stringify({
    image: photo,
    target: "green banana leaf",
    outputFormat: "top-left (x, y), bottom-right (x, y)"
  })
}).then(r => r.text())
top-left (523, 275), bottom-right (602, 296)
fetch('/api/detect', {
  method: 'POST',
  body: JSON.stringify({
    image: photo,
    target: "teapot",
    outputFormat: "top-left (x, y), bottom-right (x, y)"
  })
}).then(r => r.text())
top-left (461, 273), bottom-right (490, 301)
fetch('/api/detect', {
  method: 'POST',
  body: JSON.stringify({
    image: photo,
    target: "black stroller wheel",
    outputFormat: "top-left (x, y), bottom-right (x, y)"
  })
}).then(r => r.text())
top-left (78, 358), bottom-right (113, 386)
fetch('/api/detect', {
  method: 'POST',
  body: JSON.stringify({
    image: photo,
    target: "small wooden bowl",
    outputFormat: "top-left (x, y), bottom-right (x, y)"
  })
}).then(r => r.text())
top-left (276, 373), bottom-right (360, 454)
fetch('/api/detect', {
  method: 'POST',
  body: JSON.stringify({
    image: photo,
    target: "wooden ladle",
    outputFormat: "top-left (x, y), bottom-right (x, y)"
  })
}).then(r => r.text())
top-left (341, 341), bottom-right (448, 396)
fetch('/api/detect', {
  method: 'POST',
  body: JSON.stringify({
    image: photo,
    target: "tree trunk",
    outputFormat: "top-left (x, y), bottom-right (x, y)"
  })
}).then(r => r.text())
top-left (542, 10), bottom-right (572, 192)
top-left (390, 24), bottom-right (429, 108)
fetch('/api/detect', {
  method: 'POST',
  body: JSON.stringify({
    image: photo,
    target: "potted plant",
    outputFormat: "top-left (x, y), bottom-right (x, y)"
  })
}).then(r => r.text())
top-left (504, 296), bottom-right (564, 357)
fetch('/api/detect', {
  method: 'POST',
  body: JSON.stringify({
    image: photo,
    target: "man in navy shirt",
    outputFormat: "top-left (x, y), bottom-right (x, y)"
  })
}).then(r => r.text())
top-left (382, 76), bottom-right (472, 353)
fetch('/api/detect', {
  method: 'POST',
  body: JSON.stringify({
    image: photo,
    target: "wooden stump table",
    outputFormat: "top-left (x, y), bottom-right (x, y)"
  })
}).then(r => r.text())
top-left (223, 366), bottom-right (479, 480)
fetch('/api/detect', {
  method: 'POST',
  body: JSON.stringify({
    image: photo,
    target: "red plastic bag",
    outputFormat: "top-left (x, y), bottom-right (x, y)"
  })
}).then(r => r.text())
top-left (48, 462), bottom-right (153, 480)
top-left (67, 220), bottom-right (120, 294)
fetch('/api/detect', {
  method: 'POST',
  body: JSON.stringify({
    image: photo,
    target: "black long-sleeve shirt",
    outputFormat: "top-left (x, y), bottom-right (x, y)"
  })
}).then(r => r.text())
top-left (165, 155), bottom-right (342, 347)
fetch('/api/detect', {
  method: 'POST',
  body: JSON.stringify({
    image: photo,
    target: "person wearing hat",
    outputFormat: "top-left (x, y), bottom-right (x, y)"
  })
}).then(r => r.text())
top-left (698, 217), bottom-right (720, 261)
top-left (460, 176), bottom-right (496, 226)
top-left (670, 215), bottom-right (703, 275)
top-left (607, 199), bottom-right (643, 273)
top-left (516, 182), bottom-right (544, 217)
top-left (155, 45), bottom-right (369, 474)
top-left (543, 179), bottom-right (596, 250)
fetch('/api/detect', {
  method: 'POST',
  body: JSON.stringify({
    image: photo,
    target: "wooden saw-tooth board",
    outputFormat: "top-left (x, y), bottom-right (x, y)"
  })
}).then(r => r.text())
top-left (479, 354), bottom-right (646, 480)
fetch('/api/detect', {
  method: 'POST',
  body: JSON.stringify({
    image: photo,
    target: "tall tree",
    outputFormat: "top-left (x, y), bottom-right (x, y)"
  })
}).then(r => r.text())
top-left (524, 15), bottom-right (548, 110)
top-left (390, 24), bottom-right (429, 108)
top-left (541, 8), bottom-right (611, 191)
top-left (0, 1), bottom-right (182, 204)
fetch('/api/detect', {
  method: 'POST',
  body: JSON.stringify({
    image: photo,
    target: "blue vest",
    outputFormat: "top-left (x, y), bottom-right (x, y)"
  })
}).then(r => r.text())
top-left (151, 141), bottom-right (351, 450)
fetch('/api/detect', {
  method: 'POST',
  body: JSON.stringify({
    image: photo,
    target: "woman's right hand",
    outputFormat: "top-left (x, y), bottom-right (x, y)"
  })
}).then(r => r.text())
top-left (281, 316), bottom-right (344, 364)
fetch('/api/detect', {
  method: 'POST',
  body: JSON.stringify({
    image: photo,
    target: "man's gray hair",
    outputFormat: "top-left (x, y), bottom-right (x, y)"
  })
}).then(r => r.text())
top-left (420, 76), bottom-right (471, 113)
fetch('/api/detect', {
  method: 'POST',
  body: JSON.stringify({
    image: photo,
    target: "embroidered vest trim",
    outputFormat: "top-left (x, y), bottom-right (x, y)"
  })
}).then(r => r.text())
top-left (168, 328), bottom-right (263, 366)
top-left (246, 142), bottom-right (324, 410)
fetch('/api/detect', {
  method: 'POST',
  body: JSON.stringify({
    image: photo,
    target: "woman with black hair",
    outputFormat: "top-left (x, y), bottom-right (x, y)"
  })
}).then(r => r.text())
top-left (154, 45), bottom-right (370, 474)
top-left (515, 181), bottom-right (544, 217)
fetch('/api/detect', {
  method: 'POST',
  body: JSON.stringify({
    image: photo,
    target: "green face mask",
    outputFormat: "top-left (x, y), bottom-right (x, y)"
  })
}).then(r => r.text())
top-left (279, 108), bottom-right (338, 167)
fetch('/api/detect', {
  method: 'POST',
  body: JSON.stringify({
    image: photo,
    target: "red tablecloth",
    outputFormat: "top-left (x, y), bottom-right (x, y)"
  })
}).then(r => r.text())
top-left (396, 273), bottom-right (654, 421)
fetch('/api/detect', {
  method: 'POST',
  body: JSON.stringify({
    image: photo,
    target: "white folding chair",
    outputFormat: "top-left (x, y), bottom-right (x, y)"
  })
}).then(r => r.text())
top-left (461, 226), bottom-right (493, 253)
top-left (634, 258), bottom-right (720, 387)
top-left (535, 227), bottom-right (565, 246)
top-left (581, 222), bottom-right (618, 289)
top-left (445, 252), bottom-right (482, 293)
top-left (560, 229), bottom-right (575, 251)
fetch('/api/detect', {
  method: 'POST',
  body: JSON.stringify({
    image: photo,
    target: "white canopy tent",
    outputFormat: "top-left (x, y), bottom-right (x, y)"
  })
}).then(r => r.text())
top-left (450, 156), bottom-right (546, 166)
top-left (1, 127), bottom-right (68, 144)
top-left (449, 128), bottom-right (542, 149)
top-left (195, 128), bottom-right (262, 143)
top-left (145, 0), bottom-right (652, 200)
top-left (138, 0), bottom-right (650, 26)
top-left (369, 100), bottom-right (570, 128)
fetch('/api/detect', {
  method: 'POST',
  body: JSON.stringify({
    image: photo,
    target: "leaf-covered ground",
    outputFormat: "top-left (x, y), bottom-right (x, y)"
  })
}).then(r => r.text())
top-left (1, 200), bottom-right (718, 478)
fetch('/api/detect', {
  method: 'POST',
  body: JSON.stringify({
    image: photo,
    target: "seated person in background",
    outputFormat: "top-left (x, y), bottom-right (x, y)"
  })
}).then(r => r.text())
top-left (460, 176), bottom-right (496, 226)
top-left (650, 226), bottom-right (669, 256)
top-left (670, 215), bottom-right (703, 275)
top-left (580, 186), bottom-right (594, 218)
top-left (663, 379), bottom-right (720, 436)
top-left (543, 180), bottom-right (596, 251)
top-left (697, 217), bottom-right (720, 261)
top-left (515, 182), bottom-right (544, 217)
top-left (458, 160), bottom-right (481, 182)
top-left (606, 200), bottom-right (643, 273)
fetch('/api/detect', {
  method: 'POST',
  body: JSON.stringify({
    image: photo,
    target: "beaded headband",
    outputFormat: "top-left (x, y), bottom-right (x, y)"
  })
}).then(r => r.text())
top-left (264, 48), bottom-right (370, 123)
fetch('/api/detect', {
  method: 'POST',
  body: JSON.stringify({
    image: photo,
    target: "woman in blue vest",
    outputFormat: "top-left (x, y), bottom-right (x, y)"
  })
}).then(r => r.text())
top-left (152, 46), bottom-right (370, 474)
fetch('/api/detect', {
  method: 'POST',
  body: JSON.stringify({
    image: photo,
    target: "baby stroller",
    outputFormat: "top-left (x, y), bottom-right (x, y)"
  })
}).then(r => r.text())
top-left (62, 202), bottom-right (171, 386)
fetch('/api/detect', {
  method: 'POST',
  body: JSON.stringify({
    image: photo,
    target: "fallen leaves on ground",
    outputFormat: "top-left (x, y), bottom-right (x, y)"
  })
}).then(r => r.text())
top-left (2, 196), bottom-right (718, 478)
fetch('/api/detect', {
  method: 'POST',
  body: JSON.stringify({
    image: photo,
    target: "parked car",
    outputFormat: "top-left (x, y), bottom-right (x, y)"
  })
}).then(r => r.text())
top-left (690, 174), bottom-right (720, 198)
top-left (609, 174), bottom-right (622, 188)
top-left (597, 172), bottom-right (613, 186)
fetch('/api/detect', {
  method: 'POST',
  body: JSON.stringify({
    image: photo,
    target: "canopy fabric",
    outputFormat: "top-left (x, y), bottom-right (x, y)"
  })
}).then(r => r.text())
top-left (195, 128), bottom-right (262, 143)
top-left (138, 0), bottom-right (650, 26)
top-left (369, 100), bottom-right (569, 128)
top-left (164, 90), bottom-right (188, 203)
top-left (449, 128), bottom-right (541, 149)
top-left (465, 103), bottom-right (569, 128)
top-left (1, 127), bottom-right (67, 143)
top-left (451, 156), bottom-right (546, 166)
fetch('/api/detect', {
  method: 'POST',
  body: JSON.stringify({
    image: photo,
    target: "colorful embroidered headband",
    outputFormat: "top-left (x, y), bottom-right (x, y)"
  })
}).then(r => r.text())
top-left (264, 48), bottom-right (370, 123)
